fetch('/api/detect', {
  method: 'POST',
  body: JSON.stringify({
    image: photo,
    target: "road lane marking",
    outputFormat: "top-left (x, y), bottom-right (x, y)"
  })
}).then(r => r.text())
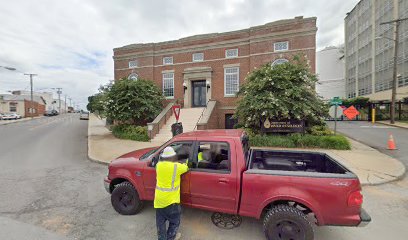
top-left (360, 126), bottom-right (396, 129)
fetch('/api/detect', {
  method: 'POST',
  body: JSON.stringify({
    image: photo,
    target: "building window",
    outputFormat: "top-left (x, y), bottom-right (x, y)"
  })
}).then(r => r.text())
top-left (9, 103), bottom-right (17, 112)
top-left (224, 67), bottom-right (239, 96)
top-left (274, 41), bottom-right (289, 51)
top-left (163, 56), bottom-right (173, 65)
top-left (272, 58), bottom-right (289, 66)
top-left (128, 60), bottom-right (138, 68)
top-left (163, 72), bottom-right (174, 98)
top-left (128, 73), bottom-right (138, 81)
top-left (193, 53), bottom-right (204, 62)
top-left (225, 49), bottom-right (238, 58)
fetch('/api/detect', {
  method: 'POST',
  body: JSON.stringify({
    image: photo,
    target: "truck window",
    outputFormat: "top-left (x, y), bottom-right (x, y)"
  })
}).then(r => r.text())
top-left (196, 142), bottom-right (230, 172)
top-left (151, 141), bottom-right (193, 167)
top-left (160, 142), bottom-right (193, 163)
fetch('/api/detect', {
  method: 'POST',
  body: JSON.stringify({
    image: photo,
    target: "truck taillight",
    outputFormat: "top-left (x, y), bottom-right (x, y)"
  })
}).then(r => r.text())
top-left (348, 190), bottom-right (363, 207)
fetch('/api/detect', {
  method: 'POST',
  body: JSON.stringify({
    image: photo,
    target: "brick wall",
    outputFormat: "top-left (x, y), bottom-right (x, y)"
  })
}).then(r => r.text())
top-left (113, 17), bottom-right (317, 128)
top-left (24, 100), bottom-right (45, 117)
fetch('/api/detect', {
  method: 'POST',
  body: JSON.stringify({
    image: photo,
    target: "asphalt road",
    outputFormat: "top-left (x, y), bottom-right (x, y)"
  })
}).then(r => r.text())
top-left (0, 116), bottom-right (407, 240)
top-left (327, 120), bottom-right (408, 166)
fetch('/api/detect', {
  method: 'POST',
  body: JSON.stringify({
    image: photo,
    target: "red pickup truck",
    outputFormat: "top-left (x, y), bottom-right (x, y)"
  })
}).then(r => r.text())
top-left (104, 129), bottom-right (370, 240)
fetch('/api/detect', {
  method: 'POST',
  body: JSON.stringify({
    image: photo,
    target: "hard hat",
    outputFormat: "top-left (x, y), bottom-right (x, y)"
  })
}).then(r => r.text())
top-left (161, 146), bottom-right (176, 158)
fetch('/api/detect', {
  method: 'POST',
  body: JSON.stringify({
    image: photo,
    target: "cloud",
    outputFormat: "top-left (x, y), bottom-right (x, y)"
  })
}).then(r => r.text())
top-left (0, 0), bottom-right (360, 109)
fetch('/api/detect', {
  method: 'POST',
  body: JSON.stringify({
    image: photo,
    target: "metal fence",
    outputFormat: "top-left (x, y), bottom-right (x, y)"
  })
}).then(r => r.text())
top-left (331, 101), bottom-right (408, 121)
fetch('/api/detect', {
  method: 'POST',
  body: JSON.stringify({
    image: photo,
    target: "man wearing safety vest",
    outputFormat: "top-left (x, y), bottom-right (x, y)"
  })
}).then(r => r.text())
top-left (155, 146), bottom-right (189, 240)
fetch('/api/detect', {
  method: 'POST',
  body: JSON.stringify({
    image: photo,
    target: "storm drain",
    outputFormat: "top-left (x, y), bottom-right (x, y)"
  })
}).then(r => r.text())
top-left (211, 212), bottom-right (242, 229)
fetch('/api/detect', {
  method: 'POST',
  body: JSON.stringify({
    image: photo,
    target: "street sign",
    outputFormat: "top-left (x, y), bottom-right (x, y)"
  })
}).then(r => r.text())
top-left (329, 106), bottom-right (343, 119)
top-left (343, 106), bottom-right (360, 120)
top-left (172, 105), bottom-right (181, 122)
top-left (330, 97), bottom-right (342, 106)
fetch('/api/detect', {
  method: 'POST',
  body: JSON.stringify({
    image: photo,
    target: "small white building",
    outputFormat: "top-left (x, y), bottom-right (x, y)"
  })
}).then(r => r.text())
top-left (12, 91), bottom-right (56, 111)
top-left (316, 46), bottom-right (345, 100)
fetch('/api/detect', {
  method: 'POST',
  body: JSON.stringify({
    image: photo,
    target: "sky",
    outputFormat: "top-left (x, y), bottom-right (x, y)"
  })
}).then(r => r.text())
top-left (0, 0), bottom-right (360, 109)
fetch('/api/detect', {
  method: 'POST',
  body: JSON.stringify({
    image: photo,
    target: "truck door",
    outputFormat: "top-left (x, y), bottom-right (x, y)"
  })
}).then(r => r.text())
top-left (189, 140), bottom-right (238, 214)
top-left (142, 141), bottom-right (193, 205)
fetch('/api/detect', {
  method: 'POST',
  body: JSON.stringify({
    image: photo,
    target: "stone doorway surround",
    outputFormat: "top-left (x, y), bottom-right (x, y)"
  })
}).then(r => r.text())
top-left (183, 67), bottom-right (212, 108)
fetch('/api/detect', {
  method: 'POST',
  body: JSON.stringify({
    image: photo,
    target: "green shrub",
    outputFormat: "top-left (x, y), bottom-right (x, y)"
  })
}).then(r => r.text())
top-left (250, 134), bottom-right (296, 148)
top-left (111, 124), bottom-right (149, 142)
top-left (308, 125), bottom-right (333, 136)
top-left (249, 133), bottom-right (351, 150)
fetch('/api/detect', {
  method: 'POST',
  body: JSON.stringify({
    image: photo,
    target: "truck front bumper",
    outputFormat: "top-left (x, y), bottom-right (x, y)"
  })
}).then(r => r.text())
top-left (104, 178), bottom-right (111, 193)
top-left (358, 208), bottom-right (371, 227)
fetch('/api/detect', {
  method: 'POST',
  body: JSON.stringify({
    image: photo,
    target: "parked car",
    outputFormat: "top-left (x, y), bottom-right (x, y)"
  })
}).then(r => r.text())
top-left (1, 112), bottom-right (20, 120)
top-left (104, 129), bottom-right (370, 240)
top-left (10, 113), bottom-right (22, 119)
top-left (0, 113), bottom-right (4, 120)
top-left (44, 110), bottom-right (59, 116)
top-left (80, 111), bottom-right (89, 120)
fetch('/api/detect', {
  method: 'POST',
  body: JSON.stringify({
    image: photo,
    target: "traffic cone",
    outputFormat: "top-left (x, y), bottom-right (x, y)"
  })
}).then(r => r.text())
top-left (387, 134), bottom-right (397, 150)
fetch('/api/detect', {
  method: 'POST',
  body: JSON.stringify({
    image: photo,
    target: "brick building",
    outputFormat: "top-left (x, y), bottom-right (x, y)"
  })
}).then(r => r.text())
top-left (0, 94), bottom-right (46, 117)
top-left (113, 16), bottom-right (317, 130)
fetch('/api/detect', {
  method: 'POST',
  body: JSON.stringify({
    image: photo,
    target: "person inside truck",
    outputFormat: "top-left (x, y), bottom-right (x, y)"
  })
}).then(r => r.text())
top-left (197, 142), bottom-right (230, 171)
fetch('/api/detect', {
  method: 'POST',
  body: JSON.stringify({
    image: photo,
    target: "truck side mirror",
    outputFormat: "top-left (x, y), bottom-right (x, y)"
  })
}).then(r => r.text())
top-left (151, 156), bottom-right (159, 167)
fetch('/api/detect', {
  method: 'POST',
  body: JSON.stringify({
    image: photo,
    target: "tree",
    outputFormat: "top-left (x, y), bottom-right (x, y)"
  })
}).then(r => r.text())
top-left (235, 56), bottom-right (328, 132)
top-left (87, 82), bottom-right (112, 116)
top-left (341, 97), bottom-right (370, 107)
top-left (104, 78), bottom-right (164, 125)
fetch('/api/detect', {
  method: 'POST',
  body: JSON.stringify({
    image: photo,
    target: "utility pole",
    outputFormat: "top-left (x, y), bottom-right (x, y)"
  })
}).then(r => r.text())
top-left (380, 17), bottom-right (408, 124)
top-left (64, 95), bottom-right (67, 114)
top-left (24, 73), bottom-right (37, 119)
top-left (68, 98), bottom-right (72, 113)
top-left (53, 88), bottom-right (62, 114)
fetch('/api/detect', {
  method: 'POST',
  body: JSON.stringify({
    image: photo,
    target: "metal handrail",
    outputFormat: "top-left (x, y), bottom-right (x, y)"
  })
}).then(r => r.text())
top-left (194, 100), bottom-right (211, 130)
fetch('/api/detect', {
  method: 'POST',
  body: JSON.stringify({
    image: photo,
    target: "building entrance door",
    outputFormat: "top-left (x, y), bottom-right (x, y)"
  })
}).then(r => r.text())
top-left (192, 80), bottom-right (207, 107)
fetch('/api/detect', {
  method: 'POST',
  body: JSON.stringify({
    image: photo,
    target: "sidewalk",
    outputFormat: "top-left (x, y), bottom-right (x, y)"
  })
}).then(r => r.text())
top-left (378, 120), bottom-right (408, 129)
top-left (0, 116), bottom-right (43, 125)
top-left (88, 114), bottom-right (405, 186)
top-left (88, 114), bottom-right (165, 164)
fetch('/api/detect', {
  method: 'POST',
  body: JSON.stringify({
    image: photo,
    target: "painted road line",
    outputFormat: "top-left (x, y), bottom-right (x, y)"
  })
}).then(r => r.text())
top-left (360, 126), bottom-right (395, 128)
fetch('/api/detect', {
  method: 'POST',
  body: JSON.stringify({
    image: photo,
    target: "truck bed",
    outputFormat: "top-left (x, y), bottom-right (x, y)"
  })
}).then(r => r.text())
top-left (247, 149), bottom-right (354, 177)
top-left (240, 149), bottom-right (362, 226)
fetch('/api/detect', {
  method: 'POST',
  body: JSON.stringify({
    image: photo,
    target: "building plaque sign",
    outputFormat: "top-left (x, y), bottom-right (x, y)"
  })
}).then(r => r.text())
top-left (262, 119), bottom-right (305, 133)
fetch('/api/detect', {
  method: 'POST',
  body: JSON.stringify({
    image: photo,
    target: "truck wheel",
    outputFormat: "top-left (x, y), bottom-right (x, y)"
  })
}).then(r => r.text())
top-left (111, 182), bottom-right (143, 215)
top-left (263, 205), bottom-right (313, 240)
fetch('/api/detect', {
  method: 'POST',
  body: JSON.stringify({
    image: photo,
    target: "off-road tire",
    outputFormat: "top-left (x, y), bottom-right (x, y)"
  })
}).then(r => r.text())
top-left (263, 204), bottom-right (314, 240)
top-left (111, 181), bottom-right (143, 215)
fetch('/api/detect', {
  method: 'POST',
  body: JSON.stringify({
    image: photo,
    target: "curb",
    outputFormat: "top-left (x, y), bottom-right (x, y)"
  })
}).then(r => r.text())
top-left (0, 116), bottom-right (44, 126)
top-left (87, 137), bottom-right (110, 166)
top-left (87, 119), bottom-right (110, 166)
top-left (376, 121), bottom-right (408, 129)
top-left (339, 135), bottom-right (407, 186)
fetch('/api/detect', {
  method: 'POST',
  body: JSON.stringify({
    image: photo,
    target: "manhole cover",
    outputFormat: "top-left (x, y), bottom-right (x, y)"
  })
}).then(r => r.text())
top-left (211, 212), bottom-right (242, 229)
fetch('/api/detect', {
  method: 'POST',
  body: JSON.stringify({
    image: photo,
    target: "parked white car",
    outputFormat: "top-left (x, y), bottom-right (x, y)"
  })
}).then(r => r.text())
top-left (10, 113), bottom-right (22, 119)
top-left (1, 113), bottom-right (21, 120)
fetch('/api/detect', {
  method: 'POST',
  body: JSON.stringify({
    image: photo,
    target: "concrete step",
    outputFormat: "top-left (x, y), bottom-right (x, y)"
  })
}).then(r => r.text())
top-left (151, 107), bottom-right (205, 142)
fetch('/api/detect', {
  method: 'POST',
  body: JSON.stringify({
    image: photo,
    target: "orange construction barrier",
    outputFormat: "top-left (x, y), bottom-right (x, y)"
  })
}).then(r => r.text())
top-left (387, 134), bottom-right (397, 150)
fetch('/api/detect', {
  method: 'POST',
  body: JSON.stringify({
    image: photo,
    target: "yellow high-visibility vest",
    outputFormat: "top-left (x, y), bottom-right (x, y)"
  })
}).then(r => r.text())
top-left (198, 152), bottom-right (204, 161)
top-left (154, 161), bottom-right (188, 208)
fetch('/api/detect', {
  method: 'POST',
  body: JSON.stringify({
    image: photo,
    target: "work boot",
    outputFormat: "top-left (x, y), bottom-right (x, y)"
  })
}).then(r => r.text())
top-left (175, 233), bottom-right (182, 240)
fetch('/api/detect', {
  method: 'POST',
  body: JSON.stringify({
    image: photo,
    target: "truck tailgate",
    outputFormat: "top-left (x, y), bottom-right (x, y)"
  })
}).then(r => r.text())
top-left (239, 171), bottom-right (363, 226)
